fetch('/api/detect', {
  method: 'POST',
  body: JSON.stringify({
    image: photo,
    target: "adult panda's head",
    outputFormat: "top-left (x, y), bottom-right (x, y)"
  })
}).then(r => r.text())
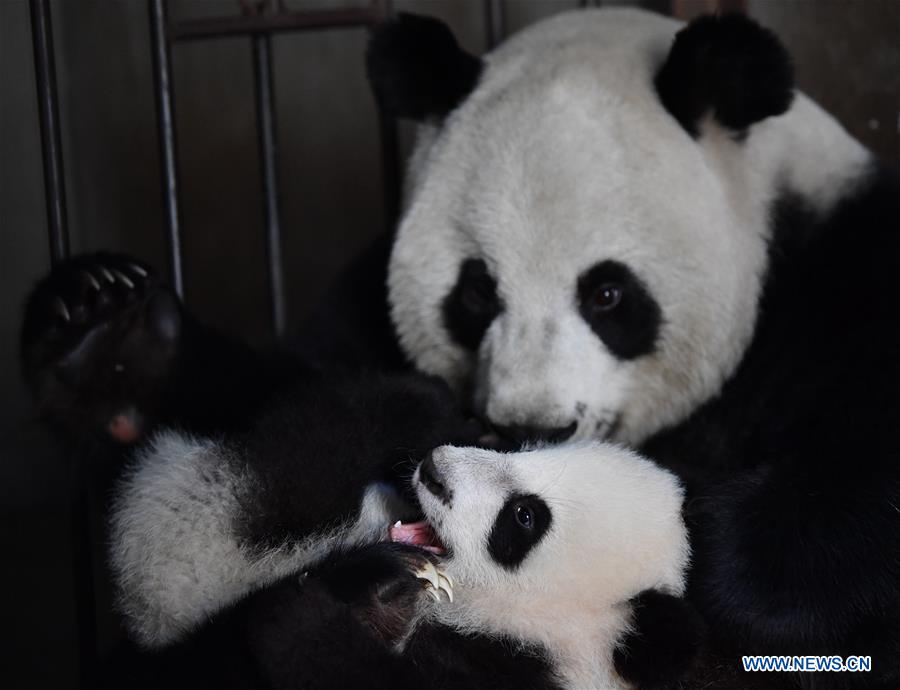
top-left (370, 9), bottom-right (868, 445)
top-left (413, 442), bottom-right (689, 686)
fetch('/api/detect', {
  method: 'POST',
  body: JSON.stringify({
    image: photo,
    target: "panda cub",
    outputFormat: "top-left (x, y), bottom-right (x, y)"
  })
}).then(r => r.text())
top-left (146, 442), bottom-right (701, 690)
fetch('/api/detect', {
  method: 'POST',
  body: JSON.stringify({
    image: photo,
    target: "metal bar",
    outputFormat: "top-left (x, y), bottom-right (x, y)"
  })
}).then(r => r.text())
top-left (484, 0), bottom-right (505, 50)
top-left (29, 0), bottom-right (69, 265)
top-left (171, 6), bottom-right (381, 42)
top-left (252, 34), bottom-right (287, 340)
top-left (148, 0), bottom-right (184, 297)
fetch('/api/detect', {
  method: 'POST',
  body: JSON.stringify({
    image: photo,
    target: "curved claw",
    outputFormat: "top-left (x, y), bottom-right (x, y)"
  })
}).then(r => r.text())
top-left (128, 262), bottom-right (149, 278)
top-left (413, 560), bottom-right (453, 603)
top-left (82, 270), bottom-right (101, 291)
top-left (112, 269), bottom-right (135, 289)
top-left (99, 266), bottom-right (115, 284)
top-left (414, 561), bottom-right (440, 590)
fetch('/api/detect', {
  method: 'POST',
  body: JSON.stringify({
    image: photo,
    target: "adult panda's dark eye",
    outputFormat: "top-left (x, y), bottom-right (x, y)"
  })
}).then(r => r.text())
top-left (592, 283), bottom-right (622, 313)
top-left (577, 260), bottom-right (661, 361)
top-left (515, 504), bottom-right (534, 529)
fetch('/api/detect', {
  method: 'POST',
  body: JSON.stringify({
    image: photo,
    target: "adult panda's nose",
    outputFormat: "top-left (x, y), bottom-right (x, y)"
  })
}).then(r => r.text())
top-left (493, 421), bottom-right (577, 446)
top-left (419, 451), bottom-right (449, 502)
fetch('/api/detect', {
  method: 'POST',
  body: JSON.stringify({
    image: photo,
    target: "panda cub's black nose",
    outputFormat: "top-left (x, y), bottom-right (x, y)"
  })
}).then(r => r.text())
top-left (419, 452), bottom-right (449, 502)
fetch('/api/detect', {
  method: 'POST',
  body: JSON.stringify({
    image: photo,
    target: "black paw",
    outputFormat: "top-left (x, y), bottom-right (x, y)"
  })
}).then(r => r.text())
top-left (311, 542), bottom-right (451, 647)
top-left (614, 589), bottom-right (706, 689)
top-left (21, 252), bottom-right (182, 443)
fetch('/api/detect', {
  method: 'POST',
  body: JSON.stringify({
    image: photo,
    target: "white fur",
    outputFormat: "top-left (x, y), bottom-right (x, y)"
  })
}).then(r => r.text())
top-left (416, 442), bottom-right (689, 689)
top-left (109, 429), bottom-right (411, 647)
top-left (389, 8), bottom-right (870, 445)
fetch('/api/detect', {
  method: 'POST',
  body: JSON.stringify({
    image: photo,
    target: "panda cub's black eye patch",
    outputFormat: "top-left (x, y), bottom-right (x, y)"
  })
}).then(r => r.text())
top-left (576, 260), bottom-right (661, 360)
top-left (488, 493), bottom-right (552, 570)
top-left (442, 258), bottom-right (503, 351)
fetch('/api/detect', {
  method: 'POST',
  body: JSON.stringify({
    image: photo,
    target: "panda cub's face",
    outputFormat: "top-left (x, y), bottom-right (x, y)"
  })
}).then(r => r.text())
top-left (413, 443), bottom-right (689, 614)
top-left (387, 9), bottom-right (794, 445)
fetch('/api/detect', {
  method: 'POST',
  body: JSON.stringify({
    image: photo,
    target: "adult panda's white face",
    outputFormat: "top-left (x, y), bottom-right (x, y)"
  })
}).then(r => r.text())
top-left (371, 9), bottom-right (867, 445)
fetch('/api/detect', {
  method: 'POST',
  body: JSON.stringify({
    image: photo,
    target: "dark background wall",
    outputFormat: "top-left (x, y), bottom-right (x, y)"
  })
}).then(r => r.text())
top-left (1, 1), bottom-right (897, 687)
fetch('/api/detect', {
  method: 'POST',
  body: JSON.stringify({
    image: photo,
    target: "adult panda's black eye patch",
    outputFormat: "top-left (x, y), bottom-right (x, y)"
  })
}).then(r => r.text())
top-left (442, 258), bottom-right (503, 351)
top-left (577, 260), bottom-right (661, 360)
top-left (488, 493), bottom-right (552, 570)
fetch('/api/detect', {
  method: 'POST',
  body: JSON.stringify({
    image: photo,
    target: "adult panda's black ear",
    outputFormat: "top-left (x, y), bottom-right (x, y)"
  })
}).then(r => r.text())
top-left (366, 13), bottom-right (483, 122)
top-left (655, 13), bottom-right (794, 137)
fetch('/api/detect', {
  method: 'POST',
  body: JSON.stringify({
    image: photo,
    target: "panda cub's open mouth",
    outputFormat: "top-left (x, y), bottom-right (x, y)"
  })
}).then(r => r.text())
top-left (388, 454), bottom-right (449, 555)
top-left (389, 519), bottom-right (446, 555)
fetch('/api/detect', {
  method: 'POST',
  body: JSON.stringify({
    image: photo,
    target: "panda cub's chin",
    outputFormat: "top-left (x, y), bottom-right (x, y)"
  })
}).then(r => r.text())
top-left (410, 442), bottom-right (691, 689)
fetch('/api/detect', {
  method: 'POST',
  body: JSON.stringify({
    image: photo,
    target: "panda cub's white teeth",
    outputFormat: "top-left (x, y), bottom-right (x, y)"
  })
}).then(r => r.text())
top-left (414, 561), bottom-right (454, 603)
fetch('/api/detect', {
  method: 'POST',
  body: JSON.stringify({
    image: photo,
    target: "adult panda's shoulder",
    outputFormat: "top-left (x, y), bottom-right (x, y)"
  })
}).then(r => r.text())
top-left (643, 157), bottom-right (900, 481)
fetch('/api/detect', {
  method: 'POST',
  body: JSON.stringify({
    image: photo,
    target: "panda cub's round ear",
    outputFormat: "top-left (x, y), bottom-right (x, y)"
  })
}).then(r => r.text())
top-left (655, 13), bottom-right (794, 137)
top-left (366, 13), bottom-right (483, 122)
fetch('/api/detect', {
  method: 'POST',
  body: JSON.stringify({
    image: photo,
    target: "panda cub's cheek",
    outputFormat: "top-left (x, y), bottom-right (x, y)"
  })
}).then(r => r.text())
top-left (576, 260), bottom-right (662, 360)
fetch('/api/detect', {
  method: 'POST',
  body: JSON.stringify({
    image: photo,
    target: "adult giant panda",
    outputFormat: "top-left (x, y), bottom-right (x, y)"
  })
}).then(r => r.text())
top-left (370, 7), bottom-right (900, 686)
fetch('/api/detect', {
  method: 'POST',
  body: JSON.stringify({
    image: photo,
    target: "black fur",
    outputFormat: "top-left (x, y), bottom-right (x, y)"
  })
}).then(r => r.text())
top-left (366, 13), bottom-right (483, 122)
top-left (643, 165), bottom-right (900, 688)
top-left (487, 493), bottom-right (553, 569)
top-left (655, 13), bottom-right (794, 136)
top-left (576, 260), bottom-right (662, 360)
top-left (235, 371), bottom-right (480, 550)
top-left (614, 589), bottom-right (706, 689)
top-left (245, 542), bottom-right (560, 690)
top-left (442, 257), bottom-right (503, 351)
